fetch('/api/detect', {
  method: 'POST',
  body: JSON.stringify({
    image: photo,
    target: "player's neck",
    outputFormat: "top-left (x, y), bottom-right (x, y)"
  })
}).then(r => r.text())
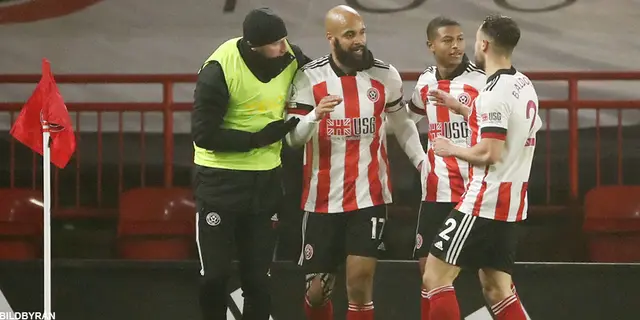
top-left (436, 63), bottom-right (457, 80)
top-left (331, 53), bottom-right (355, 75)
top-left (484, 56), bottom-right (512, 79)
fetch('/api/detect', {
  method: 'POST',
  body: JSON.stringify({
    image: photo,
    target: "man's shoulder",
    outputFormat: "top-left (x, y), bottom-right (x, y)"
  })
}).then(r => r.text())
top-left (483, 72), bottom-right (515, 94)
top-left (214, 37), bottom-right (242, 52)
top-left (463, 62), bottom-right (485, 76)
top-left (364, 58), bottom-right (398, 84)
top-left (372, 58), bottom-right (391, 70)
top-left (289, 43), bottom-right (312, 68)
top-left (416, 66), bottom-right (437, 85)
top-left (300, 55), bottom-right (331, 72)
top-left (294, 55), bottom-right (332, 85)
top-left (476, 73), bottom-right (525, 110)
top-left (458, 63), bottom-right (486, 89)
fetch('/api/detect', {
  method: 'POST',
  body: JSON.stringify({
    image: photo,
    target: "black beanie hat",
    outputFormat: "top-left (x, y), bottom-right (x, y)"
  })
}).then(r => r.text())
top-left (243, 7), bottom-right (288, 47)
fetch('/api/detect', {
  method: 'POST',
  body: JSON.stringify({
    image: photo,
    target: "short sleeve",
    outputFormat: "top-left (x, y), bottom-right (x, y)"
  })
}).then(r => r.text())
top-left (477, 91), bottom-right (511, 140)
top-left (286, 70), bottom-right (316, 116)
top-left (409, 82), bottom-right (427, 115)
top-left (384, 65), bottom-right (405, 113)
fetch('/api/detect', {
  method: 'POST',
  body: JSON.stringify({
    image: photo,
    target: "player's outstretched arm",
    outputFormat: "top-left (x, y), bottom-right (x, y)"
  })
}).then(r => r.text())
top-left (387, 103), bottom-right (426, 169)
top-left (433, 91), bottom-right (509, 166)
top-left (385, 65), bottom-right (426, 170)
top-left (428, 89), bottom-right (471, 120)
top-left (434, 137), bottom-right (505, 166)
top-left (284, 109), bottom-right (317, 147)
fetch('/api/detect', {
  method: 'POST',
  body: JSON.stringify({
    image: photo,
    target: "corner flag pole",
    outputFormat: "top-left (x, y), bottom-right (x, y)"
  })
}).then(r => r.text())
top-left (42, 122), bottom-right (52, 320)
top-left (10, 58), bottom-right (76, 320)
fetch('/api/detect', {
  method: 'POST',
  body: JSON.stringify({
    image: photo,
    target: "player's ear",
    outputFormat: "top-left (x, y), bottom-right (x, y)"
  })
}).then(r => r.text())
top-left (481, 39), bottom-right (489, 53)
top-left (326, 32), bottom-right (333, 42)
top-left (427, 40), bottom-right (436, 54)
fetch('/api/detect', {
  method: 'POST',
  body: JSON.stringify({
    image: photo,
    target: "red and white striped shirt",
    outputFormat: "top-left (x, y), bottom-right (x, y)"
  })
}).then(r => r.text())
top-left (409, 59), bottom-right (485, 203)
top-left (456, 67), bottom-right (542, 222)
top-left (285, 55), bottom-right (404, 214)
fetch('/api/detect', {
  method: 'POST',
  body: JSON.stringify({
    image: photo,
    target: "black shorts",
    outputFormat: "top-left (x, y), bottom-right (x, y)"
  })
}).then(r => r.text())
top-left (413, 201), bottom-right (456, 258)
top-left (297, 205), bottom-right (387, 273)
top-left (429, 210), bottom-right (521, 274)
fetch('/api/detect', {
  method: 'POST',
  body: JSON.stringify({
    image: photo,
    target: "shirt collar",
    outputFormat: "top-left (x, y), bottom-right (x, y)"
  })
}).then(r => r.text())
top-left (435, 55), bottom-right (470, 81)
top-left (486, 66), bottom-right (517, 83)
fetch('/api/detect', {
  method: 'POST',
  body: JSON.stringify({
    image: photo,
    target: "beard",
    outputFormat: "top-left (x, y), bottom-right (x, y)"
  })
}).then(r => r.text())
top-left (333, 39), bottom-right (373, 71)
top-left (474, 52), bottom-right (486, 71)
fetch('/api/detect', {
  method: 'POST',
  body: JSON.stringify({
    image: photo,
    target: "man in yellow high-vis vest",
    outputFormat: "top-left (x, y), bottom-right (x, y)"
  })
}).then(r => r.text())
top-left (191, 7), bottom-right (311, 320)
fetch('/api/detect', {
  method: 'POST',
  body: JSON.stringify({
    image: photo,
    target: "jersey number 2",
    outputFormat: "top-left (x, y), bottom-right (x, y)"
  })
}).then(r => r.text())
top-left (438, 218), bottom-right (457, 241)
top-left (526, 100), bottom-right (538, 131)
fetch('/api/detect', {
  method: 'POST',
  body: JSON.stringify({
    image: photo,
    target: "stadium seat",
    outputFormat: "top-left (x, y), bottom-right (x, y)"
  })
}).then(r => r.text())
top-left (0, 189), bottom-right (43, 260)
top-left (583, 185), bottom-right (640, 262)
top-left (117, 187), bottom-right (196, 260)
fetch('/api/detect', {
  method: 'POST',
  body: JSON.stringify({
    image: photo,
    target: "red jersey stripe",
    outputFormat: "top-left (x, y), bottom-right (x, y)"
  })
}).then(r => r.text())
top-left (313, 82), bottom-right (330, 213)
top-left (495, 182), bottom-right (512, 221)
top-left (369, 79), bottom-right (386, 206)
top-left (465, 101), bottom-right (480, 191)
top-left (287, 108), bottom-right (310, 116)
top-left (419, 84), bottom-right (430, 110)
top-left (437, 81), bottom-right (465, 202)
top-left (425, 148), bottom-right (438, 202)
top-left (463, 84), bottom-right (479, 105)
top-left (515, 182), bottom-right (528, 221)
top-left (471, 166), bottom-right (490, 216)
top-left (481, 132), bottom-right (507, 140)
top-left (380, 140), bottom-right (392, 199)
top-left (341, 77), bottom-right (360, 212)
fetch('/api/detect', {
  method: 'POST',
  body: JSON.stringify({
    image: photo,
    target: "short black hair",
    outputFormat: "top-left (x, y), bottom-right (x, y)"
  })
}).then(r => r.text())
top-left (480, 14), bottom-right (521, 53)
top-left (426, 16), bottom-right (460, 41)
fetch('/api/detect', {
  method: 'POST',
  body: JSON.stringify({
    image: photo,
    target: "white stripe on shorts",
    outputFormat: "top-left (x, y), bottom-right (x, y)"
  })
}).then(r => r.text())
top-left (297, 211), bottom-right (311, 266)
top-left (445, 214), bottom-right (476, 265)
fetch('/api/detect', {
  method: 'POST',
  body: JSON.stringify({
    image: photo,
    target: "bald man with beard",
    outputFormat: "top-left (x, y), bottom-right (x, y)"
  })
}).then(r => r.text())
top-left (284, 5), bottom-right (426, 320)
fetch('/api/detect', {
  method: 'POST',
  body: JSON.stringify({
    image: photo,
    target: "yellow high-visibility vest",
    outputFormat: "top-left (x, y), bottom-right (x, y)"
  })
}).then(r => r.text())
top-left (193, 37), bottom-right (298, 170)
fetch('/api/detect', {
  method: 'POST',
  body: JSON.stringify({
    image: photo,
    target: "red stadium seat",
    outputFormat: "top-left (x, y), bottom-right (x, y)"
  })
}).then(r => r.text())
top-left (0, 189), bottom-right (43, 260)
top-left (117, 187), bottom-right (196, 260)
top-left (583, 186), bottom-right (640, 262)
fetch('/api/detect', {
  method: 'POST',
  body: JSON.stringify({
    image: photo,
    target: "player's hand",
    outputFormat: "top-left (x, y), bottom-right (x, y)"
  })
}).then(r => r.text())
top-left (251, 118), bottom-right (300, 147)
top-left (314, 95), bottom-right (342, 121)
top-left (433, 137), bottom-right (454, 157)
top-left (428, 89), bottom-right (465, 115)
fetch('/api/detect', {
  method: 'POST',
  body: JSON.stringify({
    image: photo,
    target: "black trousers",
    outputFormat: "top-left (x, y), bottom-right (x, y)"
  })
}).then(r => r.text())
top-left (194, 165), bottom-right (283, 320)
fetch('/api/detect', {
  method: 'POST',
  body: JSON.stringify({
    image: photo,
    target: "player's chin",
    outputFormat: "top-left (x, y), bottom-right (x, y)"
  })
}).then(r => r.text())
top-left (448, 55), bottom-right (463, 65)
top-left (351, 52), bottom-right (364, 60)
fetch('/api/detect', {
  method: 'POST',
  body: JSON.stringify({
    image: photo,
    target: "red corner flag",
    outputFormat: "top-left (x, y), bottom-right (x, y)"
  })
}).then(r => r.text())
top-left (10, 58), bottom-right (76, 169)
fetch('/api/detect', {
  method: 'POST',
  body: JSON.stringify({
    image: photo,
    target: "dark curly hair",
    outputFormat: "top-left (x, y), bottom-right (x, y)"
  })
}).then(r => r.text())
top-left (480, 14), bottom-right (521, 53)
